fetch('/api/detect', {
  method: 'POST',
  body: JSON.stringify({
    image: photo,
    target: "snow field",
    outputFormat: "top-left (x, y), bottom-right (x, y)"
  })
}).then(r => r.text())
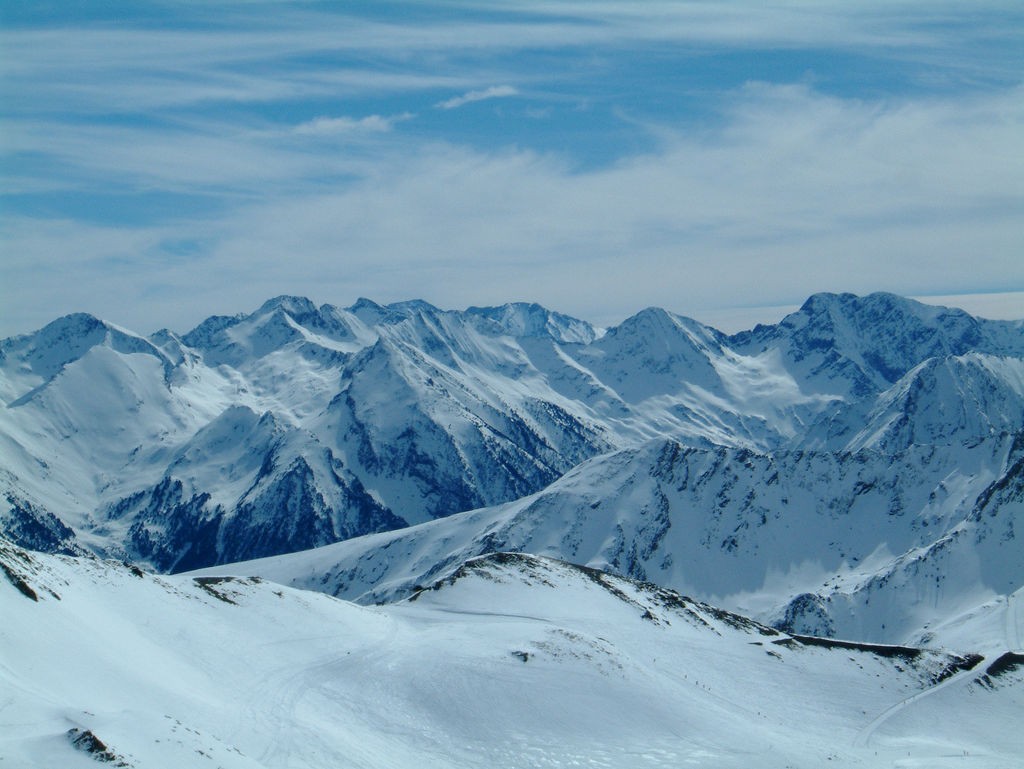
top-left (6, 545), bottom-right (1022, 768)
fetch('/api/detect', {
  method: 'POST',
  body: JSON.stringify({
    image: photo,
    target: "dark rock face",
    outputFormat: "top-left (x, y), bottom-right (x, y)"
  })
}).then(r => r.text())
top-left (119, 456), bottom-right (405, 573)
top-left (1, 494), bottom-right (82, 556)
top-left (773, 593), bottom-right (836, 637)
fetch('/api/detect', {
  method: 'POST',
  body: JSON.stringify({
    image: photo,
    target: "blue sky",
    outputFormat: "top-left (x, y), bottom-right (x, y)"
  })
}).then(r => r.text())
top-left (2, 1), bottom-right (1022, 336)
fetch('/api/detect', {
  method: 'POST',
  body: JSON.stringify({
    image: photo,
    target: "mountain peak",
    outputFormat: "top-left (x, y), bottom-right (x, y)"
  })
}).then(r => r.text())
top-left (464, 302), bottom-right (596, 344)
top-left (733, 291), bottom-right (1015, 394)
top-left (255, 295), bottom-right (320, 321)
top-left (347, 297), bottom-right (408, 326)
top-left (28, 312), bottom-right (108, 341)
top-left (386, 299), bottom-right (441, 316)
top-left (1, 312), bottom-right (169, 387)
top-left (608, 307), bottom-right (721, 349)
top-left (181, 313), bottom-right (246, 349)
top-left (795, 291), bottom-right (977, 326)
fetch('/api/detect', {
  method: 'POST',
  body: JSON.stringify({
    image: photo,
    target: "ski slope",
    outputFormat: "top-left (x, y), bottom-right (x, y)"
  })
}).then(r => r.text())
top-left (3, 540), bottom-right (1022, 768)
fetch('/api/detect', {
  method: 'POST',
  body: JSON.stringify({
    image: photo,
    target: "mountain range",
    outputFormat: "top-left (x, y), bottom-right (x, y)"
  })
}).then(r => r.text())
top-left (3, 292), bottom-right (1023, 637)
top-left (3, 290), bottom-right (1023, 766)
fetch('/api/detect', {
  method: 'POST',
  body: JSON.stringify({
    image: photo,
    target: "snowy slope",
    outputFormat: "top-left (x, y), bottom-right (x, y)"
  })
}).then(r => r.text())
top-left (5, 539), bottom-right (1021, 769)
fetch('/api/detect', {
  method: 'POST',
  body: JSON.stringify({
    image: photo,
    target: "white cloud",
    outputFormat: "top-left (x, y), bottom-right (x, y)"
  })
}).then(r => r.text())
top-left (293, 113), bottom-right (413, 136)
top-left (2, 3), bottom-right (1022, 336)
top-left (435, 86), bottom-right (520, 110)
top-left (2, 2), bottom-right (1013, 117)
top-left (8, 81), bottom-right (1017, 336)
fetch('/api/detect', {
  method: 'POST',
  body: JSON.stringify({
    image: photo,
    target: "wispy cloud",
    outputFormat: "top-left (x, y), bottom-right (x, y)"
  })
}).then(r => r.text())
top-left (5, 81), bottom-right (1021, 335)
top-left (293, 113), bottom-right (414, 136)
top-left (2, 2), bottom-right (1022, 336)
top-left (435, 85), bottom-right (519, 110)
top-left (6, 2), bottom-right (1008, 116)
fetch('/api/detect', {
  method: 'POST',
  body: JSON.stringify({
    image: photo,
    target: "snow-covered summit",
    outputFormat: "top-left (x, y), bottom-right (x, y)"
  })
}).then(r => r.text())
top-left (0, 312), bottom-right (174, 403)
top-left (733, 291), bottom-right (1023, 397)
top-left (4, 288), bottom-right (1023, 767)
top-left (464, 301), bottom-right (598, 344)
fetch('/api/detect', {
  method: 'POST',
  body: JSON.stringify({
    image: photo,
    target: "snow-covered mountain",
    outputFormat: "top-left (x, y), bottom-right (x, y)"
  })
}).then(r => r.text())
top-left (3, 297), bottom-right (636, 568)
top-left (5, 537), bottom-right (1020, 768)
top-left (2, 291), bottom-right (1023, 646)
top-left (731, 291), bottom-right (1023, 398)
top-left (195, 426), bottom-right (1022, 644)
top-left (3, 291), bottom-right (1019, 567)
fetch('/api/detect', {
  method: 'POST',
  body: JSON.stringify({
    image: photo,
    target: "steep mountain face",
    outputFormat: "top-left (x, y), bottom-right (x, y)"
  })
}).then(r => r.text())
top-left (107, 408), bottom-right (403, 572)
top-left (731, 292), bottom-right (1023, 398)
top-left (815, 354), bottom-right (1024, 453)
top-left (194, 340), bottom-right (1024, 645)
top-left (205, 427), bottom-right (1021, 644)
top-left (5, 539), bottom-right (1017, 768)
top-left (1, 292), bottom-right (1022, 593)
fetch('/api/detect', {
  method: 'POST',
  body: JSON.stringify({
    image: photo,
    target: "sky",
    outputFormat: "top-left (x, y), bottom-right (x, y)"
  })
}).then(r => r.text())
top-left (1, 1), bottom-right (1022, 337)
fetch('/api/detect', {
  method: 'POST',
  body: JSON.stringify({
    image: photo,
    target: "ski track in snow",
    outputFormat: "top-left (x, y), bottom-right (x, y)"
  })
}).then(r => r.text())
top-left (853, 662), bottom-right (985, 750)
top-left (433, 607), bottom-right (556, 624)
top-left (1006, 588), bottom-right (1022, 654)
top-left (855, 587), bottom-right (1024, 751)
top-left (245, 612), bottom-right (400, 766)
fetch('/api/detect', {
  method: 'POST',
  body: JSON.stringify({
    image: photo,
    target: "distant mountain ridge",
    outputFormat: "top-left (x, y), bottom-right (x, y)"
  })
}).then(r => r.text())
top-left (2, 292), bottom-right (1022, 635)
